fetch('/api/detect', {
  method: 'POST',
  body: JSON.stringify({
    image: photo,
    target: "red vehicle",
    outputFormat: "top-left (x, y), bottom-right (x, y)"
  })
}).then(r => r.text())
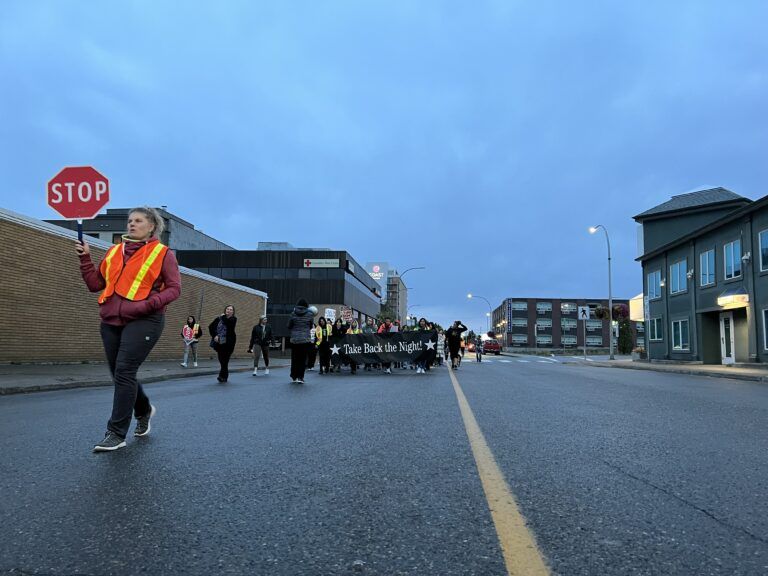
top-left (482, 338), bottom-right (501, 355)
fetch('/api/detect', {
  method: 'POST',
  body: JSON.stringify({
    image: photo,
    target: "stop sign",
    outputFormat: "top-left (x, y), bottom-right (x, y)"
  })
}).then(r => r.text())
top-left (47, 166), bottom-right (110, 220)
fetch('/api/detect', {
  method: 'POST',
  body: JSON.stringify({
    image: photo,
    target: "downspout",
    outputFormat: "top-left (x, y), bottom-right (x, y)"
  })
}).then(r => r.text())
top-left (664, 251), bottom-right (671, 360)
top-left (690, 240), bottom-right (698, 360)
top-left (745, 216), bottom-right (759, 361)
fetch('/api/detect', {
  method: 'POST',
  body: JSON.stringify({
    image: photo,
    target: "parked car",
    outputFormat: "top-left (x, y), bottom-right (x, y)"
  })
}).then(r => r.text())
top-left (482, 338), bottom-right (501, 355)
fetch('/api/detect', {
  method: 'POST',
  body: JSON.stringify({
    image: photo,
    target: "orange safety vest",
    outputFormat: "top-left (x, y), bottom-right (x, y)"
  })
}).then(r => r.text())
top-left (98, 240), bottom-right (169, 304)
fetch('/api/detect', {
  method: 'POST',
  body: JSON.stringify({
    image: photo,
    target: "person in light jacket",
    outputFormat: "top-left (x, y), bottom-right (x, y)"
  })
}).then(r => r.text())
top-left (181, 316), bottom-right (202, 368)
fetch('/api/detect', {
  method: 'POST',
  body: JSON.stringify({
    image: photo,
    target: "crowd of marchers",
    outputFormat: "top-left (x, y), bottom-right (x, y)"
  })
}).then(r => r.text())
top-left (196, 300), bottom-right (474, 384)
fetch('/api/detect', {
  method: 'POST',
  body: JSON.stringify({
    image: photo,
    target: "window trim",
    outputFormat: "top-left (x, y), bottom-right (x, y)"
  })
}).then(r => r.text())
top-left (669, 258), bottom-right (688, 295)
top-left (700, 249), bottom-right (715, 287)
top-left (671, 318), bottom-right (690, 351)
top-left (647, 269), bottom-right (662, 300)
top-left (760, 229), bottom-right (768, 272)
top-left (763, 309), bottom-right (768, 350)
top-left (648, 317), bottom-right (663, 341)
top-left (724, 239), bottom-right (742, 280)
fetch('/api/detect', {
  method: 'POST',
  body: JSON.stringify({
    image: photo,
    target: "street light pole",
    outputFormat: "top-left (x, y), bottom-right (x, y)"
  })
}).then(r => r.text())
top-left (589, 225), bottom-right (614, 360)
top-left (467, 293), bottom-right (493, 333)
top-left (397, 267), bottom-right (425, 325)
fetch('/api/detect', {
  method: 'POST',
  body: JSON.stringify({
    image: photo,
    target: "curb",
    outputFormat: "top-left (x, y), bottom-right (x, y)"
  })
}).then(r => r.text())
top-left (584, 361), bottom-right (768, 383)
top-left (0, 365), bottom-right (288, 396)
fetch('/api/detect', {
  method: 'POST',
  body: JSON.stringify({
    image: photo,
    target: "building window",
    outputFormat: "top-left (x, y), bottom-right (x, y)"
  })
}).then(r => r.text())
top-left (700, 249), bottom-right (715, 286)
top-left (669, 258), bottom-right (687, 294)
top-left (672, 319), bottom-right (690, 350)
top-left (536, 335), bottom-right (552, 345)
top-left (561, 335), bottom-right (577, 346)
top-left (586, 336), bottom-right (603, 346)
top-left (760, 230), bottom-right (768, 272)
top-left (561, 318), bottom-right (577, 330)
top-left (647, 270), bottom-right (661, 299)
top-left (511, 301), bottom-right (528, 311)
top-left (637, 337), bottom-right (645, 348)
top-left (511, 334), bottom-right (528, 344)
top-left (648, 317), bottom-right (663, 341)
top-left (536, 318), bottom-right (552, 329)
top-left (536, 302), bottom-right (552, 314)
top-left (586, 320), bottom-right (602, 331)
top-left (636, 322), bottom-right (645, 333)
top-left (724, 239), bottom-right (742, 280)
top-left (561, 302), bottom-right (577, 314)
top-left (511, 318), bottom-right (528, 327)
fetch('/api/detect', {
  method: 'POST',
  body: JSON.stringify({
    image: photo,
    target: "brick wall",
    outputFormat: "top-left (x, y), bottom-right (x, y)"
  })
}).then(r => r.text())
top-left (0, 216), bottom-right (266, 363)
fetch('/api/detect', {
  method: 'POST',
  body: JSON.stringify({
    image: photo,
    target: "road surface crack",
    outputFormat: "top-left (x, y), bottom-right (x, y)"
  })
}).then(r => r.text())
top-left (601, 459), bottom-right (768, 546)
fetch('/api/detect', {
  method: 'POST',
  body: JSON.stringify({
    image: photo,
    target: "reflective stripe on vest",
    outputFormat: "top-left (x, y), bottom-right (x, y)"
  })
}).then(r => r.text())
top-left (125, 242), bottom-right (166, 300)
top-left (98, 245), bottom-right (123, 304)
top-left (98, 241), bottom-right (168, 304)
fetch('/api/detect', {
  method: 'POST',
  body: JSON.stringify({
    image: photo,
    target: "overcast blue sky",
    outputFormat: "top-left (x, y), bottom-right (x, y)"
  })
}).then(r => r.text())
top-left (2, 1), bottom-right (767, 331)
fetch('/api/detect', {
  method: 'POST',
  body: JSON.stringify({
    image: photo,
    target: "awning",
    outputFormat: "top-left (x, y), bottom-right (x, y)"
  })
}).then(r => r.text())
top-left (717, 286), bottom-right (749, 309)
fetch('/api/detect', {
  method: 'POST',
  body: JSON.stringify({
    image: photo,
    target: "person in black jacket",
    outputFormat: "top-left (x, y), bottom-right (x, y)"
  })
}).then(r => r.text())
top-left (247, 316), bottom-right (272, 376)
top-left (286, 298), bottom-right (316, 384)
top-left (209, 305), bottom-right (237, 383)
top-left (445, 320), bottom-right (468, 369)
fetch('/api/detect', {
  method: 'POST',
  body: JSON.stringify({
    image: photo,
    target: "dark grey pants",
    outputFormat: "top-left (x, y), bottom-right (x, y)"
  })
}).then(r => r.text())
top-left (100, 314), bottom-right (165, 438)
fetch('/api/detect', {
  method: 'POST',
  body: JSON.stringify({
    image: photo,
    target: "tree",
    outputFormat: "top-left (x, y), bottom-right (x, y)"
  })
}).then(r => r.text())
top-left (618, 318), bottom-right (633, 354)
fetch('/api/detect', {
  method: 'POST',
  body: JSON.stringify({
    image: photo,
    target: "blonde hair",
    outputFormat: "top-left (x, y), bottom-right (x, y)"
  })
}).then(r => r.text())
top-left (128, 206), bottom-right (165, 238)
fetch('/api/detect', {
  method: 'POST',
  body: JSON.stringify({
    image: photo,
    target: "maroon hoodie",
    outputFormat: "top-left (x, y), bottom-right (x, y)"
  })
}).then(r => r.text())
top-left (80, 239), bottom-right (182, 326)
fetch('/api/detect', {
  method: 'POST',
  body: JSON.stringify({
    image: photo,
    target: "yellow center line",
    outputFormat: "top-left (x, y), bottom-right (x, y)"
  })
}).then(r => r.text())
top-left (448, 367), bottom-right (550, 576)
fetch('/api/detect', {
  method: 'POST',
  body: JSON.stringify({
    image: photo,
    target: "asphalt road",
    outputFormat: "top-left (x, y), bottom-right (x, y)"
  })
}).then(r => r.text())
top-left (1, 360), bottom-right (767, 575)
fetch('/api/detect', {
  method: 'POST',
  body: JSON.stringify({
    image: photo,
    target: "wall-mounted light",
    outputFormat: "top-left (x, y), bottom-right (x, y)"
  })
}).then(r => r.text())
top-left (660, 278), bottom-right (666, 287)
top-left (741, 251), bottom-right (752, 263)
top-left (686, 269), bottom-right (695, 279)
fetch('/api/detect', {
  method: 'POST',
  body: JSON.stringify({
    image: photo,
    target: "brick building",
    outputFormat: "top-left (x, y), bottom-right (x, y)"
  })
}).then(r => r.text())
top-left (0, 208), bottom-right (266, 363)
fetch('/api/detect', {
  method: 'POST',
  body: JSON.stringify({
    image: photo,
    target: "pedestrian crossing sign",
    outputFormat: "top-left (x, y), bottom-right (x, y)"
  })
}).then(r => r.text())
top-left (578, 306), bottom-right (590, 320)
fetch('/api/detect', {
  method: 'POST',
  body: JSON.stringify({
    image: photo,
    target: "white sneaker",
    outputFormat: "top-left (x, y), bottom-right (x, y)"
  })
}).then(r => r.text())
top-left (264, 369), bottom-right (269, 375)
top-left (253, 368), bottom-right (259, 376)
top-left (385, 368), bottom-right (391, 374)
top-left (180, 363), bottom-right (187, 368)
top-left (193, 362), bottom-right (198, 367)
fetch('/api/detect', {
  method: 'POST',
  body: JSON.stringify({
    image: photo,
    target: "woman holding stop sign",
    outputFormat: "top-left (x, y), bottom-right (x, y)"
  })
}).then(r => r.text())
top-left (75, 207), bottom-right (181, 452)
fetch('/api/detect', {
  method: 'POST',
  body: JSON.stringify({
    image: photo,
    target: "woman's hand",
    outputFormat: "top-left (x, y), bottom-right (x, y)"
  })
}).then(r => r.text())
top-left (75, 240), bottom-right (90, 257)
top-left (214, 336), bottom-right (220, 343)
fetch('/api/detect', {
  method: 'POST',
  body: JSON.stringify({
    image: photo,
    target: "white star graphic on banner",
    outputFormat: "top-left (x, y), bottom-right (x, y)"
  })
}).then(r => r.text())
top-left (425, 339), bottom-right (436, 350)
top-left (331, 344), bottom-right (341, 355)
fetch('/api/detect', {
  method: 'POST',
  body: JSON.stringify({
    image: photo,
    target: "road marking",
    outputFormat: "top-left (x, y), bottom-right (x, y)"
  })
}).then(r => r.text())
top-left (517, 360), bottom-right (530, 363)
top-left (500, 360), bottom-right (512, 363)
top-left (585, 358), bottom-right (594, 362)
top-left (537, 360), bottom-right (549, 363)
top-left (448, 368), bottom-right (550, 576)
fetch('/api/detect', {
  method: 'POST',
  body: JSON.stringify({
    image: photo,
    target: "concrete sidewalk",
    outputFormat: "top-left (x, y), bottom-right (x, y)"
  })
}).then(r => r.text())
top-left (0, 357), bottom-right (291, 395)
top-left (583, 358), bottom-right (768, 383)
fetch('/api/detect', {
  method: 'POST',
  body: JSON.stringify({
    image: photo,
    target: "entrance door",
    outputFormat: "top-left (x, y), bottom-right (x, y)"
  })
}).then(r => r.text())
top-left (719, 312), bottom-right (735, 365)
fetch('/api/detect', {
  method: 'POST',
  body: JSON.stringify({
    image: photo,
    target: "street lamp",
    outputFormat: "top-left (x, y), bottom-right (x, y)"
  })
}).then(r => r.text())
top-left (397, 267), bottom-right (424, 325)
top-left (467, 293), bottom-right (493, 332)
top-left (589, 224), bottom-right (614, 360)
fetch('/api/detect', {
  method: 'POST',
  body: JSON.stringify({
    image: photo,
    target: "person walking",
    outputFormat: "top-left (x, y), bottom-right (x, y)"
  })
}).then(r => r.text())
top-left (76, 206), bottom-right (181, 452)
top-left (209, 305), bottom-right (237, 383)
top-left (346, 319), bottom-right (362, 375)
top-left (247, 315), bottom-right (272, 376)
top-left (475, 335), bottom-right (484, 362)
top-left (377, 317), bottom-right (395, 374)
top-left (436, 330), bottom-right (445, 367)
top-left (315, 317), bottom-right (332, 374)
top-left (445, 320), bottom-right (468, 370)
top-left (413, 317), bottom-right (430, 374)
top-left (181, 315), bottom-right (202, 368)
top-left (287, 298), bottom-right (316, 383)
top-left (307, 322), bottom-right (318, 371)
top-left (331, 318), bottom-right (346, 372)
top-left (362, 317), bottom-right (377, 371)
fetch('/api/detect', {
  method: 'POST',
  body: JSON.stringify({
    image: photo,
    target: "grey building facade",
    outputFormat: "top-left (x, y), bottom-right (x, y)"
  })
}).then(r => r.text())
top-left (175, 249), bottom-right (382, 342)
top-left (386, 271), bottom-right (407, 323)
top-left (46, 207), bottom-right (234, 251)
top-left (635, 187), bottom-right (768, 364)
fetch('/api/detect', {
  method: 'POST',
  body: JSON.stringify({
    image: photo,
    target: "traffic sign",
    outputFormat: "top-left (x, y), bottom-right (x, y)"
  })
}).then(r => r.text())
top-left (578, 306), bottom-right (590, 320)
top-left (47, 166), bottom-right (110, 220)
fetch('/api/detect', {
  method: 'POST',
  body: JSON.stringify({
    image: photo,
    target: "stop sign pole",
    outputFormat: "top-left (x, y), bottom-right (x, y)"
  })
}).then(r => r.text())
top-left (47, 166), bottom-right (110, 242)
